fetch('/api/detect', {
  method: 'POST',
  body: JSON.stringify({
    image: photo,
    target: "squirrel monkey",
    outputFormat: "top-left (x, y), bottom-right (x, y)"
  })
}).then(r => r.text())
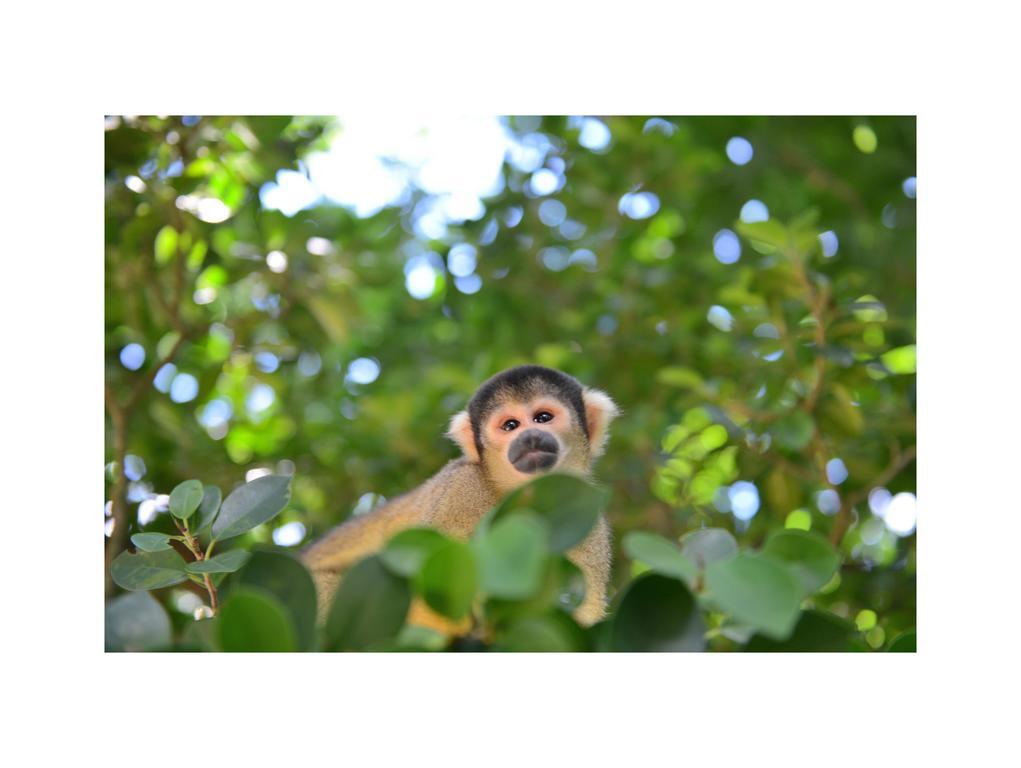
top-left (303, 365), bottom-right (619, 628)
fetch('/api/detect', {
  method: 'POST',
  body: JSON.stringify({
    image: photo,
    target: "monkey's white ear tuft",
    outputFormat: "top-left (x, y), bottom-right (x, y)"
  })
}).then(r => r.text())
top-left (446, 410), bottom-right (480, 463)
top-left (582, 388), bottom-right (619, 458)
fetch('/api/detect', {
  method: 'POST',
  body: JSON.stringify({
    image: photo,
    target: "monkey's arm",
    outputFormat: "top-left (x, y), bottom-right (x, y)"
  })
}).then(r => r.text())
top-left (303, 492), bottom-right (424, 620)
top-left (566, 516), bottom-right (612, 627)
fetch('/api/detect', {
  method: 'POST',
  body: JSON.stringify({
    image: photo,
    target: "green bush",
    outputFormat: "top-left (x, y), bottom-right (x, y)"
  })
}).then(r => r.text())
top-left (105, 115), bottom-right (916, 652)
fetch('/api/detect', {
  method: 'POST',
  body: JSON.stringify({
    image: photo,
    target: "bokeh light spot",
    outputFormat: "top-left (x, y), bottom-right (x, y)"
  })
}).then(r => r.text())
top-left (826, 458), bottom-right (849, 485)
top-left (902, 176), bottom-right (917, 199)
top-left (120, 343), bottom-right (146, 371)
top-left (868, 487), bottom-right (892, 518)
top-left (819, 230), bottom-right (839, 258)
top-left (816, 489), bottom-right (841, 515)
top-left (618, 191), bottom-right (660, 220)
top-left (124, 454), bottom-right (147, 482)
top-left (578, 118), bottom-right (611, 152)
top-left (455, 274), bottom-right (483, 294)
top-left (255, 351), bottom-right (279, 373)
top-left (884, 492), bottom-right (917, 536)
top-left (529, 168), bottom-right (561, 196)
top-left (273, 521), bottom-right (306, 547)
top-left (246, 383), bottom-right (276, 414)
top-left (266, 250), bottom-right (288, 273)
top-left (405, 255), bottom-right (441, 300)
top-left (153, 363), bottom-right (177, 393)
top-left (346, 357), bottom-right (381, 385)
top-left (169, 373), bottom-right (199, 403)
top-left (707, 305), bottom-right (734, 332)
top-left (447, 244), bottom-right (478, 277)
top-left (538, 199), bottom-right (568, 227)
top-left (729, 481), bottom-right (760, 521)
top-left (726, 137), bottom-right (754, 165)
top-left (713, 229), bottom-right (741, 264)
top-left (739, 199), bottom-right (769, 223)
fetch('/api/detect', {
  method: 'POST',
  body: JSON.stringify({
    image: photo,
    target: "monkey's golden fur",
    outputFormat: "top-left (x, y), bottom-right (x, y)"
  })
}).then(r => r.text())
top-left (303, 366), bottom-right (618, 629)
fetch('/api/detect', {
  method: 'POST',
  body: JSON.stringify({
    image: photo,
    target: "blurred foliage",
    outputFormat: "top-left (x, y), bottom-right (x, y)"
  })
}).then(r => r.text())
top-left (105, 115), bottom-right (915, 651)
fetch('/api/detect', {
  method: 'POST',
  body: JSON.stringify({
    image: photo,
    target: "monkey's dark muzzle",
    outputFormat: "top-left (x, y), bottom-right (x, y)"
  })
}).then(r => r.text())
top-left (508, 429), bottom-right (559, 473)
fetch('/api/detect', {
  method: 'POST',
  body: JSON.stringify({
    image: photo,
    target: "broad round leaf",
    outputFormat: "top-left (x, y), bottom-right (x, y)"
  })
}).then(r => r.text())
top-left (235, 548), bottom-right (319, 652)
top-left (484, 555), bottom-right (587, 625)
top-left (762, 529), bottom-right (840, 596)
top-left (623, 531), bottom-right (696, 583)
top-left (679, 528), bottom-right (738, 569)
top-left (169, 479), bottom-right (204, 520)
top-left (474, 512), bottom-right (549, 600)
top-left (608, 573), bottom-right (705, 652)
top-left (745, 609), bottom-right (854, 652)
top-left (380, 528), bottom-right (449, 577)
top-left (130, 532), bottom-right (172, 552)
top-left (415, 540), bottom-right (478, 620)
top-left (218, 587), bottom-right (297, 652)
top-left (211, 474), bottom-right (292, 541)
top-left (110, 548), bottom-right (188, 591)
top-left (194, 484), bottom-right (222, 533)
top-left (185, 549), bottom-right (251, 574)
top-left (490, 473), bottom-right (608, 552)
top-left (705, 553), bottom-right (802, 640)
top-left (105, 592), bottom-right (172, 651)
top-left (325, 556), bottom-right (411, 651)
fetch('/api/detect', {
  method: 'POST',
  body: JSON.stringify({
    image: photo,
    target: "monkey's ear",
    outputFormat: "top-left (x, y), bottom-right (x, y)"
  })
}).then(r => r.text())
top-left (446, 410), bottom-right (481, 463)
top-left (582, 388), bottom-right (619, 458)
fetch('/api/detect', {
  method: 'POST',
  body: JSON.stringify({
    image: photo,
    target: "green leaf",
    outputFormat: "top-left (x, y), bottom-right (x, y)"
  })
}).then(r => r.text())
top-left (105, 592), bottom-right (172, 651)
top-left (234, 548), bottom-right (318, 652)
top-left (745, 610), bottom-right (854, 651)
top-left (169, 479), bottom-right (203, 520)
top-left (772, 411), bottom-right (815, 451)
top-left (380, 528), bottom-right (449, 578)
top-left (622, 531), bottom-right (696, 583)
top-left (656, 366), bottom-right (705, 390)
top-left (495, 613), bottom-right (589, 652)
top-left (705, 553), bottom-right (803, 640)
top-left (679, 528), bottom-right (738, 569)
top-left (154, 225), bottom-right (178, 265)
top-left (490, 473), bottom-right (607, 552)
top-left (762, 529), bottom-right (840, 596)
top-left (736, 219), bottom-right (789, 251)
top-left (325, 556), bottom-right (411, 651)
top-left (194, 485), bottom-right (222, 533)
top-left (110, 548), bottom-right (189, 591)
top-left (415, 540), bottom-right (478, 620)
top-left (608, 574), bottom-right (705, 652)
top-left (881, 344), bottom-right (916, 374)
top-left (211, 474), bottom-right (291, 541)
top-left (130, 532), bottom-right (172, 552)
top-left (185, 549), bottom-right (251, 574)
top-left (887, 630), bottom-right (917, 652)
top-left (474, 513), bottom-right (549, 600)
top-left (218, 587), bottom-right (297, 652)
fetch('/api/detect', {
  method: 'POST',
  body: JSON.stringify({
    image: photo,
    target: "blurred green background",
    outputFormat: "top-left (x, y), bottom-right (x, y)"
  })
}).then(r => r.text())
top-left (105, 115), bottom-right (915, 648)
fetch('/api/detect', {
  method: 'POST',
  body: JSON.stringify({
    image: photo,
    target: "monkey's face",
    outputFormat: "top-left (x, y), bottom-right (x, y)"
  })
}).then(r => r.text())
top-left (478, 396), bottom-right (590, 494)
top-left (447, 366), bottom-right (619, 498)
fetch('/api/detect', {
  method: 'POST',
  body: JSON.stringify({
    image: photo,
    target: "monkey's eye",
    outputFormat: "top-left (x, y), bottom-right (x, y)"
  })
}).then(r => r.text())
top-left (533, 411), bottom-right (554, 424)
top-left (501, 419), bottom-right (520, 432)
